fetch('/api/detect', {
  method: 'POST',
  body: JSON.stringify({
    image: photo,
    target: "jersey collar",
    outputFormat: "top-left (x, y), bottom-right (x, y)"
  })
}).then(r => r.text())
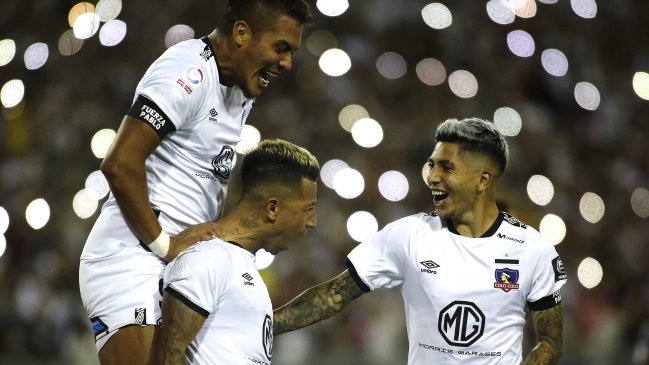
top-left (445, 210), bottom-right (505, 238)
top-left (201, 36), bottom-right (225, 86)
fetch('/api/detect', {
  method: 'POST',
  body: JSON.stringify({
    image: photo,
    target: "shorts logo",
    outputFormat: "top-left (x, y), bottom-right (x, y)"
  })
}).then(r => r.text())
top-left (552, 256), bottom-right (567, 281)
top-left (90, 317), bottom-right (109, 340)
top-left (438, 301), bottom-right (485, 347)
top-left (420, 260), bottom-right (440, 274)
top-left (262, 314), bottom-right (273, 361)
top-left (134, 308), bottom-right (146, 325)
top-left (493, 268), bottom-right (520, 292)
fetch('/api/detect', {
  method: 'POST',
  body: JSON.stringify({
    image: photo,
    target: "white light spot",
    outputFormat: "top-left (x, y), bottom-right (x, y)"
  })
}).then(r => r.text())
top-left (539, 0), bottom-right (558, 3)
top-left (91, 128), bottom-right (116, 158)
top-left (527, 174), bottom-right (554, 206)
top-left (493, 106), bottom-right (522, 136)
top-left (25, 199), bottom-right (50, 230)
top-left (165, 24), bottom-right (195, 48)
top-left (333, 168), bottom-right (365, 199)
top-left (338, 104), bottom-right (369, 132)
top-left (507, 30), bottom-right (535, 57)
top-left (486, 0), bottom-right (515, 25)
top-left (95, 0), bottom-right (122, 22)
top-left (235, 124), bottom-right (261, 153)
top-left (0, 235), bottom-right (5, 258)
top-left (539, 213), bottom-right (566, 245)
top-left (574, 81), bottom-right (600, 110)
top-left (99, 19), bottom-right (127, 46)
top-left (422, 162), bottom-right (431, 186)
top-left (58, 30), bottom-right (84, 56)
top-left (316, 0), bottom-right (348, 17)
top-left (320, 159), bottom-right (349, 189)
top-left (577, 257), bottom-right (603, 289)
top-left (68, 2), bottom-right (95, 28)
top-left (24, 43), bottom-right (49, 70)
top-left (346, 211), bottom-right (378, 242)
top-left (73, 189), bottom-right (99, 219)
top-left (416, 58), bottom-right (446, 86)
top-left (632, 72), bottom-right (649, 101)
top-left (0, 39), bottom-right (16, 67)
top-left (319, 48), bottom-right (351, 77)
top-left (74, 12), bottom-right (101, 40)
top-left (541, 48), bottom-right (569, 77)
top-left (579, 192), bottom-right (605, 223)
top-left (511, 0), bottom-right (537, 18)
top-left (378, 171), bottom-right (409, 202)
top-left (376, 52), bottom-right (407, 80)
top-left (306, 29), bottom-right (337, 57)
top-left (351, 118), bottom-right (383, 148)
top-left (256, 249), bottom-right (275, 270)
top-left (448, 70), bottom-right (478, 98)
top-left (1, 79), bottom-right (25, 108)
top-left (421, 3), bottom-right (453, 30)
top-left (85, 171), bottom-right (110, 200)
top-left (571, 0), bottom-right (597, 19)
top-left (631, 187), bottom-right (649, 218)
top-left (0, 206), bottom-right (9, 234)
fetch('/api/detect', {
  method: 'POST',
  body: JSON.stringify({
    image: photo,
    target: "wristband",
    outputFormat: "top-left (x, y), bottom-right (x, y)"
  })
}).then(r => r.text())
top-left (148, 231), bottom-right (170, 258)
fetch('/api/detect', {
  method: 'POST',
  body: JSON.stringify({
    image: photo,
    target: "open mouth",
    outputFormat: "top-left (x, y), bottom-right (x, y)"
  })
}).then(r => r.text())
top-left (432, 190), bottom-right (449, 203)
top-left (258, 70), bottom-right (277, 87)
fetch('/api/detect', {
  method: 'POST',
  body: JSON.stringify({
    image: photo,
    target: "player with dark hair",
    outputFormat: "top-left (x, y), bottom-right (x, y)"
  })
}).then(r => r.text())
top-left (273, 117), bottom-right (567, 364)
top-left (79, 1), bottom-right (313, 364)
top-left (148, 139), bottom-right (319, 365)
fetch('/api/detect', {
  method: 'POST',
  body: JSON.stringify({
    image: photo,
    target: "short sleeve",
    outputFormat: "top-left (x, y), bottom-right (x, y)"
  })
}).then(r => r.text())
top-left (346, 219), bottom-right (411, 291)
top-left (527, 235), bottom-right (568, 309)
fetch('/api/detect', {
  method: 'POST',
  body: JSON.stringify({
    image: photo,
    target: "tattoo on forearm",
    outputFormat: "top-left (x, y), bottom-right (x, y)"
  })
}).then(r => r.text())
top-left (523, 304), bottom-right (563, 365)
top-left (158, 294), bottom-right (205, 365)
top-left (273, 270), bottom-right (365, 335)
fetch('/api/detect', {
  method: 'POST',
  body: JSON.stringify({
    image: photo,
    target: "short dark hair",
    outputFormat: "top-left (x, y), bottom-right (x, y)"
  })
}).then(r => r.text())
top-left (434, 117), bottom-right (509, 174)
top-left (240, 139), bottom-right (320, 193)
top-left (223, 0), bottom-right (313, 31)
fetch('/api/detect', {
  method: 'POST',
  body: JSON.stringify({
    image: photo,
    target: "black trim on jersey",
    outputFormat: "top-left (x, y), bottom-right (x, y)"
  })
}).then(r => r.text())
top-left (344, 258), bottom-right (371, 293)
top-left (495, 259), bottom-right (519, 264)
top-left (201, 37), bottom-right (225, 84)
top-left (446, 211), bottom-right (504, 238)
top-left (227, 241), bottom-right (244, 249)
top-left (528, 290), bottom-right (562, 311)
top-left (165, 285), bottom-right (211, 318)
top-left (127, 95), bottom-right (176, 139)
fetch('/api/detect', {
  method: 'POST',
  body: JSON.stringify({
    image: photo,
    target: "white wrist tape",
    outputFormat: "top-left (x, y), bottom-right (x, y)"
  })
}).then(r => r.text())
top-left (148, 231), bottom-right (170, 258)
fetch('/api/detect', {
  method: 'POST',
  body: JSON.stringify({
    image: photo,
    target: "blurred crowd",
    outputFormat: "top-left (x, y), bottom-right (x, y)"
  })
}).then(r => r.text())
top-left (1, 1), bottom-right (648, 364)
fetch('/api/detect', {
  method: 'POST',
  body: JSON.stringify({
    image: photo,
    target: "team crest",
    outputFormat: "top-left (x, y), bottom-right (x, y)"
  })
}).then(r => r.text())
top-left (493, 268), bottom-right (520, 292)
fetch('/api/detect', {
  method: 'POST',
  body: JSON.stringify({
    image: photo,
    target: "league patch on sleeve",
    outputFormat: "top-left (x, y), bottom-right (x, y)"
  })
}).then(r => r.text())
top-left (552, 256), bottom-right (567, 281)
top-left (176, 66), bottom-right (204, 95)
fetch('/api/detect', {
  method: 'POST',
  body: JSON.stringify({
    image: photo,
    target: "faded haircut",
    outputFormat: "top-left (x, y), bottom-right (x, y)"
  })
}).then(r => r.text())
top-left (222, 0), bottom-right (313, 31)
top-left (240, 139), bottom-right (320, 194)
top-left (434, 117), bottom-right (509, 174)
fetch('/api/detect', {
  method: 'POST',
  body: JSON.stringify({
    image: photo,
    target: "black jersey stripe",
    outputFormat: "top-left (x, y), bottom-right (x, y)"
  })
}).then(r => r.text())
top-left (165, 285), bottom-right (211, 318)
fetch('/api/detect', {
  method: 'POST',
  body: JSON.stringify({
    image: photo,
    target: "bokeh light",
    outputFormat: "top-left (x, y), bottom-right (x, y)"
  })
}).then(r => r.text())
top-left (72, 189), bottom-right (99, 219)
top-left (351, 118), bottom-right (383, 148)
top-left (507, 30), bottom-right (535, 57)
top-left (91, 128), bottom-right (117, 158)
top-left (0, 206), bottom-right (9, 234)
top-left (25, 198), bottom-right (50, 230)
top-left (333, 168), bottom-right (364, 199)
top-left (316, 0), bottom-right (349, 17)
top-left (1, 79), bottom-right (25, 108)
top-left (579, 192), bottom-right (605, 224)
top-left (422, 162), bottom-right (431, 186)
top-left (165, 24), bottom-right (195, 48)
top-left (338, 104), bottom-right (369, 132)
top-left (541, 48), bottom-right (569, 77)
top-left (527, 174), bottom-right (554, 206)
top-left (448, 70), bottom-right (478, 98)
top-left (539, 213), bottom-right (566, 245)
top-left (68, 2), bottom-right (95, 28)
top-left (378, 171), bottom-right (409, 202)
top-left (346, 211), bottom-right (379, 242)
top-left (577, 257), bottom-right (603, 289)
top-left (235, 124), bottom-right (261, 153)
top-left (73, 12), bottom-right (101, 40)
top-left (574, 81), bottom-right (600, 110)
top-left (486, 0), bottom-right (515, 25)
top-left (376, 52), bottom-right (407, 80)
top-left (493, 106), bottom-right (522, 136)
top-left (85, 171), bottom-right (110, 200)
top-left (99, 19), bottom-right (127, 47)
top-left (319, 48), bottom-right (351, 77)
top-left (571, 0), bottom-right (597, 19)
top-left (24, 43), bottom-right (49, 70)
top-left (512, 0), bottom-right (537, 18)
top-left (58, 30), bottom-right (84, 56)
top-left (631, 187), bottom-right (649, 218)
top-left (421, 3), bottom-right (453, 30)
top-left (306, 29), bottom-right (337, 56)
top-left (256, 249), bottom-right (275, 270)
top-left (0, 39), bottom-right (17, 67)
top-left (320, 159), bottom-right (349, 189)
top-left (0, 235), bottom-right (5, 258)
top-left (95, 0), bottom-right (122, 22)
top-left (632, 72), bottom-right (649, 101)
top-left (416, 58), bottom-right (446, 86)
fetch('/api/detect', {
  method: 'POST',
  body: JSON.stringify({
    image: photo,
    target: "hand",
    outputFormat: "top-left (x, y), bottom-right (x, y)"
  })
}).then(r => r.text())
top-left (164, 222), bottom-right (224, 261)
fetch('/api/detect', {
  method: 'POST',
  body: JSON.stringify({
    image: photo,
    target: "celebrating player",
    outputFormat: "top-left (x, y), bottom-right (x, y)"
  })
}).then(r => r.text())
top-left (273, 117), bottom-right (567, 364)
top-left (78, 1), bottom-right (312, 364)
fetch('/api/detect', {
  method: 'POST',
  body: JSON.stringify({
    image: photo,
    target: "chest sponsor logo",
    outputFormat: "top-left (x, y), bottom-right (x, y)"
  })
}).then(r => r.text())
top-left (496, 233), bottom-right (524, 244)
top-left (420, 260), bottom-right (440, 274)
top-left (438, 301), bottom-right (485, 347)
top-left (552, 256), bottom-right (567, 281)
top-left (242, 272), bottom-right (254, 286)
top-left (262, 314), bottom-right (273, 361)
top-left (493, 268), bottom-right (520, 292)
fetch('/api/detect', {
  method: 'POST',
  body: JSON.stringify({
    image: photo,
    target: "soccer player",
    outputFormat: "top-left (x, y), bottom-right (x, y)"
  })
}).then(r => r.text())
top-left (148, 139), bottom-right (319, 365)
top-left (273, 118), bottom-right (567, 364)
top-left (78, 1), bottom-right (312, 364)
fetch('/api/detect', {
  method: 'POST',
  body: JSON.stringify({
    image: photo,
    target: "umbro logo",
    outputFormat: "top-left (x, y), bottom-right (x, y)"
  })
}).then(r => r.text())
top-left (209, 108), bottom-right (218, 123)
top-left (242, 273), bottom-right (254, 286)
top-left (420, 260), bottom-right (440, 274)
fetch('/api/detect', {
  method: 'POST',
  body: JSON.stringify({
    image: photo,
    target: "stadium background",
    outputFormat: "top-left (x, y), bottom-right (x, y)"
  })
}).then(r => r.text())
top-left (1, 1), bottom-right (648, 364)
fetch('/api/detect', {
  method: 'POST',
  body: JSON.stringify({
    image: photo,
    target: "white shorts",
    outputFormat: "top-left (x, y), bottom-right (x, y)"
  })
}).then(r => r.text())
top-left (79, 204), bottom-right (167, 351)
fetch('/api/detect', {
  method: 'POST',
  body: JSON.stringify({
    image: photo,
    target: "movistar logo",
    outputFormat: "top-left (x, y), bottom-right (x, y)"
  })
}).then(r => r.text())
top-left (497, 233), bottom-right (524, 244)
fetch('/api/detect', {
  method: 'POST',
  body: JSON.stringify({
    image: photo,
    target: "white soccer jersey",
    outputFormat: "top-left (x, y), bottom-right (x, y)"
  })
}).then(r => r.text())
top-left (163, 240), bottom-right (273, 365)
top-left (346, 211), bottom-right (567, 365)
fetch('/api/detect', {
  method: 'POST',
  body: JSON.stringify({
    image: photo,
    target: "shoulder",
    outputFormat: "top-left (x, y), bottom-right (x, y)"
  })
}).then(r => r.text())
top-left (174, 239), bottom-right (235, 270)
top-left (380, 212), bottom-right (443, 237)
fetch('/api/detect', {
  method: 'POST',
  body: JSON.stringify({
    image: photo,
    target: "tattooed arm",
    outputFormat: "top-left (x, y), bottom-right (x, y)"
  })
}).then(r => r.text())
top-left (273, 270), bottom-right (366, 335)
top-left (148, 291), bottom-right (206, 365)
top-left (522, 303), bottom-right (563, 365)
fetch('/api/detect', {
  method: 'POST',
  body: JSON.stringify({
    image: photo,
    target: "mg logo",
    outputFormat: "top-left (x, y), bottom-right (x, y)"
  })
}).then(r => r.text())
top-left (438, 301), bottom-right (485, 347)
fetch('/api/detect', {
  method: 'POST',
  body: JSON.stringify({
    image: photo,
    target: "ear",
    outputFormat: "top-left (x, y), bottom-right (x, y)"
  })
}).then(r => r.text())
top-left (265, 197), bottom-right (280, 223)
top-left (477, 170), bottom-right (493, 193)
top-left (232, 20), bottom-right (252, 47)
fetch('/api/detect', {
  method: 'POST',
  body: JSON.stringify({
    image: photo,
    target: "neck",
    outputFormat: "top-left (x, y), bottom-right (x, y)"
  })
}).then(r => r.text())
top-left (451, 201), bottom-right (500, 238)
top-left (213, 208), bottom-right (265, 254)
top-left (208, 29), bottom-right (235, 86)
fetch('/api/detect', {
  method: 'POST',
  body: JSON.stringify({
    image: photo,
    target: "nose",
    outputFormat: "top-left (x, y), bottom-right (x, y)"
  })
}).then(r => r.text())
top-left (279, 53), bottom-right (293, 71)
top-left (426, 165), bottom-right (441, 187)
